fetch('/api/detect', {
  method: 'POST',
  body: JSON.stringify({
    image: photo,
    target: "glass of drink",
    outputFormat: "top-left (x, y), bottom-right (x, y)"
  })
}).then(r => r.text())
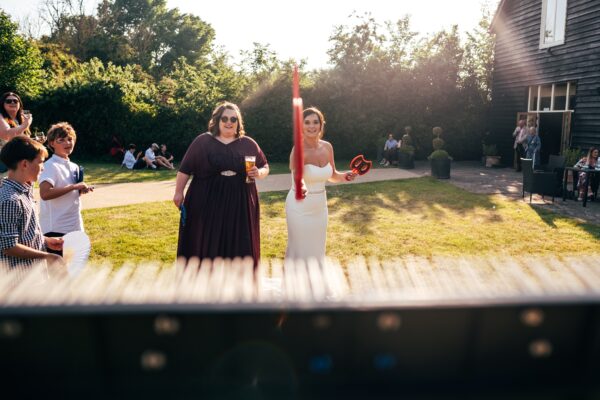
top-left (35, 131), bottom-right (46, 143)
top-left (245, 155), bottom-right (256, 183)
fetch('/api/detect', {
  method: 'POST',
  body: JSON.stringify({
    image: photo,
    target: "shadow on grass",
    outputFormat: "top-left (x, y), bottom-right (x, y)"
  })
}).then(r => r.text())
top-left (346, 177), bottom-right (499, 234)
top-left (530, 203), bottom-right (600, 239)
top-left (263, 177), bottom-right (503, 236)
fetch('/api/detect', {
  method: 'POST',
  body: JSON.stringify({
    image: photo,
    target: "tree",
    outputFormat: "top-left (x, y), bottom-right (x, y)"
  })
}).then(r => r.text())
top-left (327, 12), bottom-right (385, 73)
top-left (462, 7), bottom-right (495, 103)
top-left (95, 0), bottom-right (215, 75)
top-left (240, 43), bottom-right (281, 78)
top-left (383, 16), bottom-right (418, 69)
top-left (0, 11), bottom-right (45, 96)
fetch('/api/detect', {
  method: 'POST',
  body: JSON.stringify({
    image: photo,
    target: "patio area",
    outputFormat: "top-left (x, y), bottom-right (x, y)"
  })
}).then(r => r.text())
top-left (409, 160), bottom-right (600, 225)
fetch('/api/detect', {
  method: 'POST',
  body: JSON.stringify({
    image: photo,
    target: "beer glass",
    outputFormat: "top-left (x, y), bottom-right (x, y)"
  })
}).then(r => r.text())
top-left (245, 156), bottom-right (256, 183)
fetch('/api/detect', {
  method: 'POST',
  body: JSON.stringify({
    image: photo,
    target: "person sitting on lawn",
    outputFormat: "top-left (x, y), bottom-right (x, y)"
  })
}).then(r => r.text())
top-left (121, 144), bottom-right (146, 170)
top-left (109, 135), bottom-right (125, 164)
top-left (144, 143), bottom-right (173, 169)
top-left (0, 136), bottom-right (65, 277)
top-left (159, 144), bottom-right (174, 168)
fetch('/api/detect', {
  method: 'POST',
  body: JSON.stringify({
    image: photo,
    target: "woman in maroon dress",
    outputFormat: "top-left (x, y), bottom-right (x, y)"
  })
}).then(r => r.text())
top-left (173, 102), bottom-right (269, 267)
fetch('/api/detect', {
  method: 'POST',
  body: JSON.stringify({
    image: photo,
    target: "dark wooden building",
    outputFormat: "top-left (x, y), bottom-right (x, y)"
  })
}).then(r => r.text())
top-left (490, 0), bottom-right (600, 165)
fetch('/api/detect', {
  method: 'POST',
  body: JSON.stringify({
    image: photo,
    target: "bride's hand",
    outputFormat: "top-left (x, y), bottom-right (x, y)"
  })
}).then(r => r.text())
top-left (344, 171), bottom-right (357, 181)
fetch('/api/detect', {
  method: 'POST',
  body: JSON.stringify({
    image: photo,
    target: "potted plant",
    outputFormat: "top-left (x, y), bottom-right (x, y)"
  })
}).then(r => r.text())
top-left (482, 144), bottom-right (501, 168)
top-left (564, 147), bottom-right (582, 167)
top-left (397, 126), bottom-right (415, 169)
top-left (428, 126), bottom-right (451, 179)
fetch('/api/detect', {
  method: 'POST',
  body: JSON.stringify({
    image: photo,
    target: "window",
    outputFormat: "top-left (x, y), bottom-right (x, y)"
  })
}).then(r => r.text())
top-left (527, 82), bottom-right (576, 112)
top-left (540, 0), bottom-right (567, 48)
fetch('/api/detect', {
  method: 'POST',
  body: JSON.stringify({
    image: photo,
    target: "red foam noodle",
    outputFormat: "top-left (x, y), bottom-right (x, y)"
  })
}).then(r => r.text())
top-left (292, 65), bottom-right (305, 200)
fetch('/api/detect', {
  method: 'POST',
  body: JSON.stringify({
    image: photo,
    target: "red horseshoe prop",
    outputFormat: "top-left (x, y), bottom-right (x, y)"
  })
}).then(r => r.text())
top-left (349, 154), bottom-right (372, 176)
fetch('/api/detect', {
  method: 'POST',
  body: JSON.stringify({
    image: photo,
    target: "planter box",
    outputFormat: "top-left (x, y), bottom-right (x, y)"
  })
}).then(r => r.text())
top-left (398, 152), bottom-right (415, 169)
top-left (485, 155), bottom-right (502, 168)
top-left (431, 158), bottom-right (451, 179)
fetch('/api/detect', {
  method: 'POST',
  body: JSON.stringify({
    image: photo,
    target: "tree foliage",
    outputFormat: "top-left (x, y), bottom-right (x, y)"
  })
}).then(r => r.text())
top-left (3, 4), bottom-right (495, 163)
top-left (0, 10), bottom-right (45, 96)
top-left (242, 12), bottom-right (495, 162)
top-left (41, 0), bottom-right (215, 76)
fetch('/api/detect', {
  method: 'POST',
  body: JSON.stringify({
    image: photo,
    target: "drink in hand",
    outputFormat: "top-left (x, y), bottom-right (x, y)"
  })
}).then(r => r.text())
top-left (245, 156), bottom-right (256, 183)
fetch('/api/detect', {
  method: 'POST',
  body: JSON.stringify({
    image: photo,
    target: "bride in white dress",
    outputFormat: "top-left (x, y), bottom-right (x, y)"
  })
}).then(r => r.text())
top-left (285, 107), bottom-right (357, 263)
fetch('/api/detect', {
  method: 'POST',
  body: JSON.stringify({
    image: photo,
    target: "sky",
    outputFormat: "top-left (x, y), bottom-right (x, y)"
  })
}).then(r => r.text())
top-left (1, 0), bottom-right (500, 69)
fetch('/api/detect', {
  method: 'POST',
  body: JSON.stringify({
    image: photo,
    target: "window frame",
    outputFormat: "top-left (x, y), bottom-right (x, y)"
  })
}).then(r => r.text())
top-left (539, 0), bottom-right (568, 49)
top-left (527, 82), bottom-right (576, 113)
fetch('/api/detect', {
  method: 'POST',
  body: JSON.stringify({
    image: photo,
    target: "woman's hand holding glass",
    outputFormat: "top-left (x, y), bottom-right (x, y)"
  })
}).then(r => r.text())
top-left (245, 155), bottom-right (256, 183)
top-left (22, 110), bottom-right (33, 128)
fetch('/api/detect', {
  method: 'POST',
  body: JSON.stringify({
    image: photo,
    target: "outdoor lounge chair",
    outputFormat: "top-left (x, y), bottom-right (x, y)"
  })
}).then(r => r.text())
top-left (540, 154), bottom-right (565, 196)
top-left (522, 158), bottom-right (558, 203)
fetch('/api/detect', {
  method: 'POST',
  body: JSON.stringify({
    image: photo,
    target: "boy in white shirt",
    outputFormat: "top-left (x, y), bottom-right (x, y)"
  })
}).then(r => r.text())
top-left (144, 143), bottom-right (159, 169)
top-left (38, 122), bottom-right (93, 255)
top-left (121, 143), bottom-right (146, 169)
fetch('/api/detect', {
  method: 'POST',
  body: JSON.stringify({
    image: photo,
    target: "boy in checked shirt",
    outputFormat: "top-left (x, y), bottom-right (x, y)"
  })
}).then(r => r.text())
top-left (0, 136), bottom-right (64, 279)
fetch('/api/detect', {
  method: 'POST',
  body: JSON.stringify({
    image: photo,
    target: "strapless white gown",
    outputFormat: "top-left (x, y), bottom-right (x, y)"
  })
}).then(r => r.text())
top-left (285, 163), bottom-right (332, 263)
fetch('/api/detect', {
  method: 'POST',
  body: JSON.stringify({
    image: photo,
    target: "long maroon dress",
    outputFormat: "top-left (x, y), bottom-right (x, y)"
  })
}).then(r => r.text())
top-left (177, 133), bottom-right (268, 267)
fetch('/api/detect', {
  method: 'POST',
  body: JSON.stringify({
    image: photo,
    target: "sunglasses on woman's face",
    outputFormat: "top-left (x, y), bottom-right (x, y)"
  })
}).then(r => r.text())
top-left (220, 116), bottom-right (238, 123)
top-left (4, 99), bottom-right (19, 104)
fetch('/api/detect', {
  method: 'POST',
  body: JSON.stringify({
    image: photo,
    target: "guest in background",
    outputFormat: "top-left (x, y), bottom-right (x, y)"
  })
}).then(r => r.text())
top-left (109, 135), bottom-right (125, 164)
top-left (121, 144), bottom-right (146, 170)
top-left (574, 147), bottom-right (599, 200)
top-left (512, 119), bottom-right (528, 172)
top-left (525, 125), bottom-right (541, 169)
top-left (382, 133), bottom-right (398, 167)
top-left (144, 143), bottom-right (173, 169)
top-left (157, 143), bottom-right (174, 169)
top-left (1, 92), bottom-right (33, 178)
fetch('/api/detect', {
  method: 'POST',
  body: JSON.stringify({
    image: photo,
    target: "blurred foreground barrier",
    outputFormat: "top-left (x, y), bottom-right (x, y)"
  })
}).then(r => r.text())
top-left (1, 255), bottom-right (600, 399)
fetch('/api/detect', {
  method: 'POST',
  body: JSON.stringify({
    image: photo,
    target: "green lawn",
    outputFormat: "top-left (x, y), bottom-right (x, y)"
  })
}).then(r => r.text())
top-left (76, 161), bottom-right (293, 184)
top-left (74, 158), bottom-right (373, 184)
top-left (83, 177), bottom-right (600, 267)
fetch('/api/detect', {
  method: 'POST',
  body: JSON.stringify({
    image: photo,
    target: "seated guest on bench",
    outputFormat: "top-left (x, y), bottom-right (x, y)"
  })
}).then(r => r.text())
top-left (382, 133), bottom-right (398, 167)
top-left (574, 147), bottom-right (599, 200)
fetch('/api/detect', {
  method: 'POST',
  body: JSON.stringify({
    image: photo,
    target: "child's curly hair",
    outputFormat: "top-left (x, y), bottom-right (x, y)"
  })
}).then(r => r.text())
top-left (46, 122), bottom-right (77, 151)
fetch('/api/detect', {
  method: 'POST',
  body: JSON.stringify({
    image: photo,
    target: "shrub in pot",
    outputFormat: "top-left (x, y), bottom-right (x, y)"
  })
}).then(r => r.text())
top-left (482, 144), bottom-right (501, 168)
top-left (429, 127), bottom-right (451, 179)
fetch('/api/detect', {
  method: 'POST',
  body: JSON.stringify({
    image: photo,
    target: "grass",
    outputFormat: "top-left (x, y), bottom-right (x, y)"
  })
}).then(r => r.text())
top-left (76, 161), bottom-right (294, 184)
top-left (73, 158), bottom-right (367, 184)
top-left (83, 177), bottom-right (600, 266)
